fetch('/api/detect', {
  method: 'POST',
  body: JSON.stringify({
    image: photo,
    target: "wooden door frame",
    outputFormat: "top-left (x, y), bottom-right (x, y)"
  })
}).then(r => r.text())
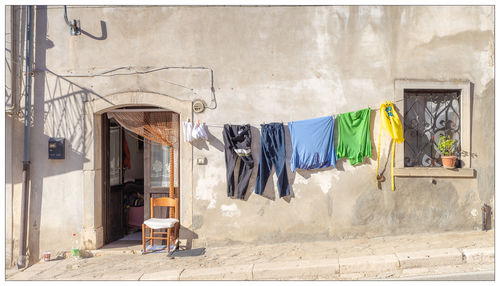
top-left (102, 114), bottom-right (126, 244)
top-left (101, 114), bottom-right (110, 244)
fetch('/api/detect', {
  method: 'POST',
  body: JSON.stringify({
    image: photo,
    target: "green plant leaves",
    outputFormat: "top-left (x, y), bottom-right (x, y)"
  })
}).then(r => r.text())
top-left (437, 134), bottom-right (456, 156)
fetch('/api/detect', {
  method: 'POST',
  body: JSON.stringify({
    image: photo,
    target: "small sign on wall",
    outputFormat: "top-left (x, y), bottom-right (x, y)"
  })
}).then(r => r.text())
top-left (48, 138), bottom-right (65, 159)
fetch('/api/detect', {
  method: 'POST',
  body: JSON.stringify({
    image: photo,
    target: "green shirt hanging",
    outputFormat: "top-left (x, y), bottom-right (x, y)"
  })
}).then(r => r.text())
top-left (336, 108), bottom-right (372, 165)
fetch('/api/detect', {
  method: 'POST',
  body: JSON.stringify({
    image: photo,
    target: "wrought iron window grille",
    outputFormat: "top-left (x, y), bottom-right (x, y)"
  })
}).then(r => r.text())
top-left (403, 89), bottom-right (461, 167)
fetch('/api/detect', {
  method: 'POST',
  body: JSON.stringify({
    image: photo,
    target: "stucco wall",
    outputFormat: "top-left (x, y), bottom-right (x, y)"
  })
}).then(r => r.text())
top-left (5, 5), bottom-right (494, 265)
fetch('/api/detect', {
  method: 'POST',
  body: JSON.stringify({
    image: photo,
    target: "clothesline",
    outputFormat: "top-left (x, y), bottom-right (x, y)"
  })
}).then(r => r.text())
top-left (202, 98), bottom-right (404, 129)
top-left (186, 101), bottom-right (403, 194)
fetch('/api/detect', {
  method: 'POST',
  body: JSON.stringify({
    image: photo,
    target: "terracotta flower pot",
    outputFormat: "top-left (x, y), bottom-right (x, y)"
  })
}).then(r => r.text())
top-left (441, 155), bottom-right (457, 168)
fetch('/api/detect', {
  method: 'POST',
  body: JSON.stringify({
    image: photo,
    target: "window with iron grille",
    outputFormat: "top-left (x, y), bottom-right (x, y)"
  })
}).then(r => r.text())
top-left (403, 89), bottom-right (461, 167)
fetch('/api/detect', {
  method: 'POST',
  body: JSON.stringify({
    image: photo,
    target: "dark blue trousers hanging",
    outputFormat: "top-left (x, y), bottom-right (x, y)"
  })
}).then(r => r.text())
top-left (255, 123), bottom-right (290, 198)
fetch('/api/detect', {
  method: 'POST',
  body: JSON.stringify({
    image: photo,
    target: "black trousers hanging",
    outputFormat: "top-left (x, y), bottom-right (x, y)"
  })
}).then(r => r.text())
top-left (223, 124), bottom-right (254, 199)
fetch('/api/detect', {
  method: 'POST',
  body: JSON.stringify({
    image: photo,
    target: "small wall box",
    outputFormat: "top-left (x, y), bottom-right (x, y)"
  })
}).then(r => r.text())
top-left (48, 138), bottom-right (65, 159)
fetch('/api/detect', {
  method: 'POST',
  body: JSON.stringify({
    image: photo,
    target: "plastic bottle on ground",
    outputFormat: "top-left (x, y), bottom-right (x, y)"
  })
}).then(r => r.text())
top-left (71, 233), bottom-right (80, 259)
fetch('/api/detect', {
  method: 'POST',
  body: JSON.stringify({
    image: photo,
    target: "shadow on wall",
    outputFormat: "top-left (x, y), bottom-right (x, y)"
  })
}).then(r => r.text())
top-left (369, 110), bottom-right (393, 185)
top-left (179, 225), bottom-right (199, 249)
top-left (192, 126), bottom-right (224, 152)
top-left (24, 6), bottom-right (107, 266)
top-left (80, 20), bottom-right (107, 41)
top-left (206, 128), bottom-right (225, 152)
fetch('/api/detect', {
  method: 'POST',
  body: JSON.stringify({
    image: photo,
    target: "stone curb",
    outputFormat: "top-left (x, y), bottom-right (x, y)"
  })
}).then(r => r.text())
top-left (253, 258), bottom-right (339, 280)
top-left (100, 272), bottom-right (146, 280)
top-left (140, 269), bottom-right (183, 280)
top-left (139, 247), bottom-right (494, 280)
top-left (395, 248), bottom-right (464, 269)
top-left (461, 247), bottom-right (495, 264)
top-left (180, 264), bottom-right (253, 280)
top-left (339, 254), bottom-right (399, 274)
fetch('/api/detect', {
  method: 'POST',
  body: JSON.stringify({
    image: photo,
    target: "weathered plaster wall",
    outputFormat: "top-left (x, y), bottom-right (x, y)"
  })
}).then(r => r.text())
top-left (5, 5), bottom-right (494, 265)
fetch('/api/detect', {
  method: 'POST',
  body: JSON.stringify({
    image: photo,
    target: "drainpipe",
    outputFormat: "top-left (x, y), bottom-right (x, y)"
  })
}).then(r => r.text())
top-left (17, 5), bottom-right (33, 269)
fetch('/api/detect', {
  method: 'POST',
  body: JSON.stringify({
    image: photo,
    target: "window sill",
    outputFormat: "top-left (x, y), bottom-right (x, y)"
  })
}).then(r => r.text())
top-left (393, 167), bottom-right (475, 178)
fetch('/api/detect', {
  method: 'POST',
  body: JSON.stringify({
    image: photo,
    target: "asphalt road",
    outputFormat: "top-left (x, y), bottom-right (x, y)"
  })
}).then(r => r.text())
top-left (392, 271), bottom-right (494, 281)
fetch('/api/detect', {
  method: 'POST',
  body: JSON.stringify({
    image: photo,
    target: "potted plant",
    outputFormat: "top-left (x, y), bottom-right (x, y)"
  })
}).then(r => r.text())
top-left (437, 134), bottom-right (456, 168)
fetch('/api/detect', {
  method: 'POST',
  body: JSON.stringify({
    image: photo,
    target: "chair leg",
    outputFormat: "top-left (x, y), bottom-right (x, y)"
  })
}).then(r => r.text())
top-left (167, 228), bottom-right (171, 253)
top-left (142, 224), bottom-right (146, 254)
top-left (173, 225), bottom-right (178, 248)
top-left (167, 228), bottom-right (174, 244)
top-left (149, 228), bottom-right (155, 247)
top-left (173, 224), bottom-right (177, 246)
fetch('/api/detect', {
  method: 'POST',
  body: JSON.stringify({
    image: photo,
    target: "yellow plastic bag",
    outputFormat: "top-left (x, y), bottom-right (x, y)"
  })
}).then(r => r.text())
top-left (376, 101), bottom-right (404, 191)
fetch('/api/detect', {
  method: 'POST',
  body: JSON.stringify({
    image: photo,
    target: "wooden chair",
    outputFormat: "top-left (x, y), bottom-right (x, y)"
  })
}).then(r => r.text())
top-left (142, 197), bottom-right (179, 254)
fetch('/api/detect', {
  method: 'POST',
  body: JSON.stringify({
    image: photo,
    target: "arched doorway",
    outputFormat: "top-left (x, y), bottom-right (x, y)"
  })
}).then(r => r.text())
top-left (81, 92), bottom-right (193, 250)
top-left (101, 107), bottom-right (181, 245)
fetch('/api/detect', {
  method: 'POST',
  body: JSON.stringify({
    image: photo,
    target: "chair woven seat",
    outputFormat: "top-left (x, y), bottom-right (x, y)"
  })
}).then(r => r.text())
top-left (144, 218), bottom-right (179, 230)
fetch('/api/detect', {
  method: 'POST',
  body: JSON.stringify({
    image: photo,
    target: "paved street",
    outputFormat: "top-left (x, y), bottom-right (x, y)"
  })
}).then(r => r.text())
top-left (6, 230), bottom-right (494, 280)
top-left (393, 270), bottom-right (494, 281)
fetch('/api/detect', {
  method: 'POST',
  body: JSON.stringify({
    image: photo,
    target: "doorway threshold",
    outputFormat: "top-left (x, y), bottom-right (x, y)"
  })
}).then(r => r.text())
top-left (95, 232), bottom-right (143, 256)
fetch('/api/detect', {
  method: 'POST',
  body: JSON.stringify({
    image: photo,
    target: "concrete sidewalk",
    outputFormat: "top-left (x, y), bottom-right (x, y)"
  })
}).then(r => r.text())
top-left (6, 230), bottom-right (494, 280)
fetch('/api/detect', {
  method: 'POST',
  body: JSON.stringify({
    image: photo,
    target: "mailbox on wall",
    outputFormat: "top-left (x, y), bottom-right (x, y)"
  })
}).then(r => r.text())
top-left (48, 138), bottom-right (65, 159)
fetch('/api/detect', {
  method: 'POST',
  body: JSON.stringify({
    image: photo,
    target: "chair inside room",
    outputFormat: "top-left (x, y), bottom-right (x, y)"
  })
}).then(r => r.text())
top-left (142, 196), bottom-right (179, 254)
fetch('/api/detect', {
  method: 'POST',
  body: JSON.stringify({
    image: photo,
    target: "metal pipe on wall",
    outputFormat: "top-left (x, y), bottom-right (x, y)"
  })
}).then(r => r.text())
top-left (17, 5), bottom-right (33, 269)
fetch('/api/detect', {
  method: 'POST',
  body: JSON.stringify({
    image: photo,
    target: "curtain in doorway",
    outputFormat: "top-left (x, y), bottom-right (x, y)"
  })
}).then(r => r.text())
top-left (107, 111), bottom-right (179, 201)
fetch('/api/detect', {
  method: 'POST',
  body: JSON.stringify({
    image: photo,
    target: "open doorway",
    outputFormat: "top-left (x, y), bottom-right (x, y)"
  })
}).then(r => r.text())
top-left (101, 107), bottom-right (180, 248)
top-left (102, 115), bottom-right (145, 245)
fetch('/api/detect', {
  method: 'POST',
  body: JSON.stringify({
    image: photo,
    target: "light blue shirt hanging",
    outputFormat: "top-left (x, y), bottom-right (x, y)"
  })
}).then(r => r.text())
top-left (288, 116), bottom-right (336, 172)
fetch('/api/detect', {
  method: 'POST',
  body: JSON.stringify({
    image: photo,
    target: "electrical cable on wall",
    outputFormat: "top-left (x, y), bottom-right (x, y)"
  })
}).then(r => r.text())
top-left (28, 61), bottom-right (402, 126)
top-left (34, 65), bottom-right (218, 110)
